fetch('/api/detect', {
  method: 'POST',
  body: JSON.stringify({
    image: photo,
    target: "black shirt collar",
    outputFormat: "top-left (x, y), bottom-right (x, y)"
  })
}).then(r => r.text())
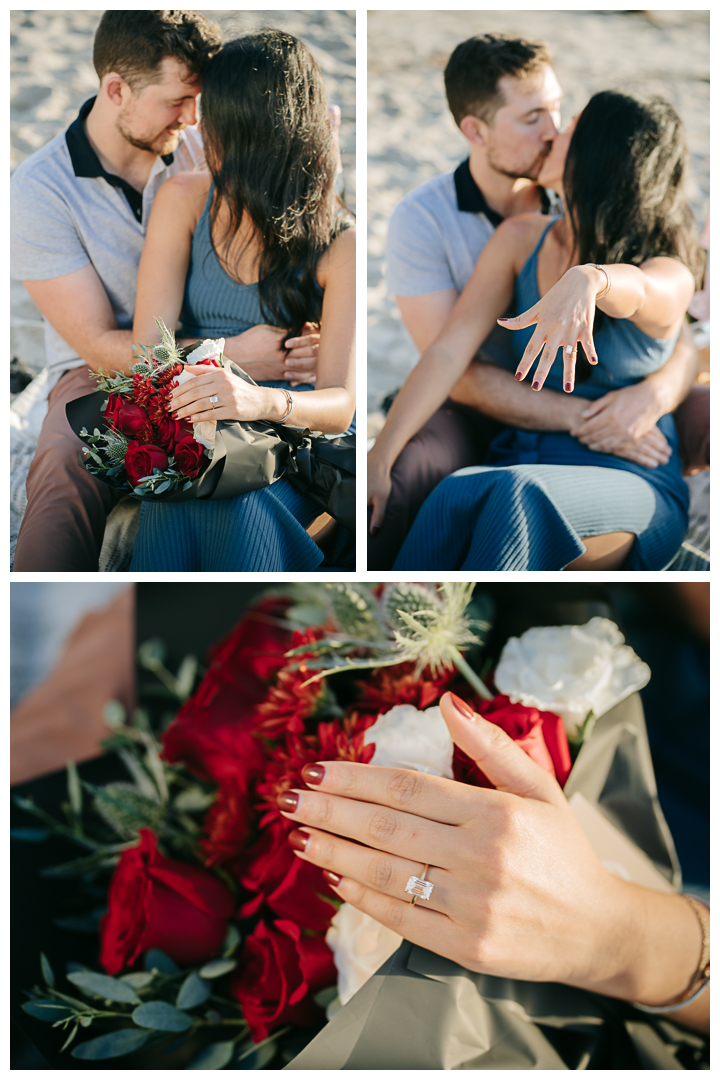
top-left (65, 97), bottom-right (175, 223)
top-left (453, 158), bottom-right (554, 225)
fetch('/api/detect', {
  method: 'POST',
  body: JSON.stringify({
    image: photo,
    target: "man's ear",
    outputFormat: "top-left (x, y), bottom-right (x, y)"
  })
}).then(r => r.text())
top-left (101, 72), bottom-right (130, 109)
top-left (459, 115), bottom-right (489, 149)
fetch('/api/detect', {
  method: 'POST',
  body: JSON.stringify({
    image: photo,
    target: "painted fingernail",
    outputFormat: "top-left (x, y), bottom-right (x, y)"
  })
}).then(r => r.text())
top-left (288, 828), bottom-right (310, 853)
top-left (514, 371), bottom-right (523, 381)
top-left (497, 317), bottom-right (510, 323)
top-left (449, 692), bottom-right (476, 721)
top-left (277, 790), bottom-right (300, 812)
top-left (532, 381), bottom-right (540, 390)
top-left (565, 382), bottom-right (572, 392)
top-left (302, 763), bottom-right (326, 786)
top-left (323, 870), bottom-right (343, 887)
top-left (590, 356), bottom-right (598, 364)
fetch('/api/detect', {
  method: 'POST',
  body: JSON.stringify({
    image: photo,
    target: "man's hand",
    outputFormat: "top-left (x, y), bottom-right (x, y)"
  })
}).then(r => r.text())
top-left (223, 322), bottom-right (319, 385)
top-left (571, 383), bottom-right (671, 467)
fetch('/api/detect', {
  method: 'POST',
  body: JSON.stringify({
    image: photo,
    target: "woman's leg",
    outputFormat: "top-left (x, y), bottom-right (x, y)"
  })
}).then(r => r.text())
top-left (565, 532), bottom-right (636, 570)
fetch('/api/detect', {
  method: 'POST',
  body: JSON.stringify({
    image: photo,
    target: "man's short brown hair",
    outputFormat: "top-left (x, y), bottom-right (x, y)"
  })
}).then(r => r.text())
top-left (444, 34), bottom-right (552, 128)
top-left (93, 10), bottom-right (222, 91)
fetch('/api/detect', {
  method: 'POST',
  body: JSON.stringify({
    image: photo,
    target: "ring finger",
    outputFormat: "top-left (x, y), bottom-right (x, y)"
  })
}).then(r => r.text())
top-left (562, 342), bottom-right (577, 393)
top-left (289, 826), bottom-right (451, 914)
top-left (176, 396), bottom-right (220, 421)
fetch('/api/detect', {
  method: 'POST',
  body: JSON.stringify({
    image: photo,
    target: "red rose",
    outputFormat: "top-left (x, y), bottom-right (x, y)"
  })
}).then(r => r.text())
top-left (453, 694), bottom-right (571, 788)
top-left (194, 357), bottom-right (221, 368)
top-left (106, 394), bottom-right (153, 441)
top-left (125, 441), bottom-right (169, 487)
top-left (173, 436), bottom-right (206, 479)
top-left (155, 414), bottom-right (193, 450)
top-left (161, 599), bottom-right (299, 786)
top-left (99, 829), bottom-right (234, 976)
top-left (231, 919), bottom-right (336, 1042)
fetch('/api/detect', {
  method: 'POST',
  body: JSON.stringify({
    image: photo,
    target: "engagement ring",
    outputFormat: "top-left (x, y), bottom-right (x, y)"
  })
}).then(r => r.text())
top-left (405, 862), bottom-right (434, 904)
top-left (565, 346), bottom-right (573, 354)
top-left (210, 395), bottom-right (219, 407)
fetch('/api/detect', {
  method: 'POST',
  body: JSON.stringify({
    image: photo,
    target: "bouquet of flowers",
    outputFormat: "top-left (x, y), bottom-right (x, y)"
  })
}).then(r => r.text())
top-left (13, 584), bottom-right (677, 1070)
top-left (65, 320), bottom-right (290, 503)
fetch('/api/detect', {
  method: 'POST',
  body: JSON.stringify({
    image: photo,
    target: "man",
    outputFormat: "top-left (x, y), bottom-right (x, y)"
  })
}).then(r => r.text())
top-left (11, 11), bottom-right (319, 572)
top-left (369, 34), bottom-right (698, 569)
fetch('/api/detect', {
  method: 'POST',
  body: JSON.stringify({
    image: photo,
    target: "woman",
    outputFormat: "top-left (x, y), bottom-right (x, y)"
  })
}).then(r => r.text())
top-left (280, 691), bottom-right (710, 1035)
top-left (130, 31), bottom-right (355, 571)
top-left (368, 92), bottom-right (702, 570)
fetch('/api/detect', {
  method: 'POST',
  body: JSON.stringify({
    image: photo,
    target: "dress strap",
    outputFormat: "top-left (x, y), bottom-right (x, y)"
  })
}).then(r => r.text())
top-left (527, 217), bottom-right (560, 265)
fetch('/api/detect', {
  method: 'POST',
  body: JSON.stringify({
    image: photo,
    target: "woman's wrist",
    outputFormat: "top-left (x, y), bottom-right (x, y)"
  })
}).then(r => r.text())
top-left (258, 386), bottom-right (292, 422)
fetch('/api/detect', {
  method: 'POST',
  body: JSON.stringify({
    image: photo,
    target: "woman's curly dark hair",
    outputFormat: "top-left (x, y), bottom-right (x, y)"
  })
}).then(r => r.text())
top-left (199, 30), bottom-right (348, 341)
top-left (562, 91), bottom-right (703, 379)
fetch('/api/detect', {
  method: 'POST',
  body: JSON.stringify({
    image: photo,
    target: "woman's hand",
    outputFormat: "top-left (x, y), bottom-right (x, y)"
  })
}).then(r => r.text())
top-left (499, 264), bottom-right (606, 393)
top-left (279, 691), bottom-right (702, 1009)
top-left (222, 322), bottom-right (320, 385)
top-left (367, 450), bottom-right (393, 533)
top-left (169, 365), bottom-right (284, 424)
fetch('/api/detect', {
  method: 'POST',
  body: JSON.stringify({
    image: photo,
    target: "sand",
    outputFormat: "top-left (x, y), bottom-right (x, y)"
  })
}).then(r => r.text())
top-left (368, 9), bottom-right (709, 415)
top-left (10, 9), bottom-right (356, 375)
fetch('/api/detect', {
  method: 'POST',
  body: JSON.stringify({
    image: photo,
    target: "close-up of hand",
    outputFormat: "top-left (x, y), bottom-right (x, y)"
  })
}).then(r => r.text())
top-left (499, 264), bottom-right (604, 393)
top-left (366, 452), bottom-right (393, 533)
top-left (222, 322), bottom-right (319, 385)
top-left (571, 382), bottom-right (668, 464)
top-left (170, 364), bottom-right (275, 424)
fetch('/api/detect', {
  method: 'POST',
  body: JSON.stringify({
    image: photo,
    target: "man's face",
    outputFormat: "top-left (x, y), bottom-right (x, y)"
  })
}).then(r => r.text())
top-left (117, 57), bottom-right (201, 156)
top-left (483, 64), bottom-right (562, 181)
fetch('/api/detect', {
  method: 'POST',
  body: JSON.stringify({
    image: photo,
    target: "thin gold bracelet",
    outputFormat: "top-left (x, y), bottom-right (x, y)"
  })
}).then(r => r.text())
top-left (633, 894), bottom-right (710, 1014)
top-left (586, 263), bottom-right (611, 299)
top-left (276, 387), bottom-right (294, 423)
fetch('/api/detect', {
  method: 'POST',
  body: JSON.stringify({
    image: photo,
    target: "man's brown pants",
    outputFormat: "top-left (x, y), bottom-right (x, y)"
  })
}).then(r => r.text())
top-left (13, 367), bottom-right (122, 571)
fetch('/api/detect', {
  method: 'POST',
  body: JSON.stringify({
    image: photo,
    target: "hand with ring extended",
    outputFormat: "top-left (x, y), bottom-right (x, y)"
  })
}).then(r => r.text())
top-left (498, 264), bottom-right (607, 394)
top-left (169, 364), bottom-right (272, 424)
top-left (278, 691), bottom-right (703, 1007)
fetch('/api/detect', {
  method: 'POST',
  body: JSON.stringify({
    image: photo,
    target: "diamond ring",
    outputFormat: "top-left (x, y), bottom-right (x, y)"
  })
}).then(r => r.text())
top-left (405, 862), bottom-right (434, 905)
top-left (209, 395), bottom-right (219, 407)
top-left (565, 346), bottom-right (573, 354)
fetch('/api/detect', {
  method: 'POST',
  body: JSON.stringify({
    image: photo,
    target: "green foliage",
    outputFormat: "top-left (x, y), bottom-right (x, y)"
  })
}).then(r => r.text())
top-left (177, 971), bottom-right (211, 1010)
top-left (144, 949), bottom-right (179, 974)
top-left (40, 952), bottom-right (55, 987)
top-left (90, 781), bottom-right (165, 840)
top-left (187, 1039), bottom-right (236, 1069)
top-left (22, 1001), bottom-right (74, 1023)
top-left (71, 1028), bottom-right (151, 1059)
top-left (132, 1000), bottom-right (193, 1032)
top-left (10, 827), bottom-right (49, 842)
top-left (67, 970), bottom-right (141, 1005)
top-left (120, 971), bottom-right (156, 990)
top-left (199, 958), bottom-right (237, 979)
top-left (326, 583), bottom-right (381, 637)
top-left (383, 583), bottom-right (440, 632)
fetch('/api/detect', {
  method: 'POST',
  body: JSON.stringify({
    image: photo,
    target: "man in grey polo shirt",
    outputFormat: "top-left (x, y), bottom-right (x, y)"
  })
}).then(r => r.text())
top-left (11, 11), bottom-right (318, 572)
top-left (370, 34), bottom-right (698, 569)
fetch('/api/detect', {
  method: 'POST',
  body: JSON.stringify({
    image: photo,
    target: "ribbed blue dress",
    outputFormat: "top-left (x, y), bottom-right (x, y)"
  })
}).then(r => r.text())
top-left (130, 188), bottom-right (324, 572)
top-left (394, 220), bottom-right (689, 571)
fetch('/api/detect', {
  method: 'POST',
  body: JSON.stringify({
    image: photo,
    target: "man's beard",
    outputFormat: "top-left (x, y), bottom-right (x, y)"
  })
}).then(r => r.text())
top-left (118, 117), bottom-right (182, 157)
top-left (487, 144), bottom-right (550, 182)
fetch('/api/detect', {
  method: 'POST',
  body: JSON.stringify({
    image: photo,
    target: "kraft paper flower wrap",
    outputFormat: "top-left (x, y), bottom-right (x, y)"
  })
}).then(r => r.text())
top-left (10, 586), bottom-right (706, 1069)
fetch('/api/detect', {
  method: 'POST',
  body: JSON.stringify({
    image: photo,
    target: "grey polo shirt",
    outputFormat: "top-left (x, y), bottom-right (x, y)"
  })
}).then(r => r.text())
top-left (10, 96), bottom-right (206, 388)
top-left (385, 160), bottom-right (559, 366)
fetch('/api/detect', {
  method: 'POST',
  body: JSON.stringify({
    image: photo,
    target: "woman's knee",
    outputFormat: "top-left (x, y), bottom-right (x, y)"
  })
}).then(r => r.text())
top-left (565, 532), bottom-right (636, 570)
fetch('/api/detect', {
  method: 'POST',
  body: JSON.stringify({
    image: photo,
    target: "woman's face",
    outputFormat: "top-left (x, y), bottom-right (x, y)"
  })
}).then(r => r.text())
top-left (537, 114), bottom-right (579, 195)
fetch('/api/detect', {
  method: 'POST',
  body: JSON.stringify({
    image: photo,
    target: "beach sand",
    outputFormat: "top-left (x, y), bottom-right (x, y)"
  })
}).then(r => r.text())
top-left (368, 9), bottom-right (709, 415)
top-left (10, 9), bottom-right (356, 375)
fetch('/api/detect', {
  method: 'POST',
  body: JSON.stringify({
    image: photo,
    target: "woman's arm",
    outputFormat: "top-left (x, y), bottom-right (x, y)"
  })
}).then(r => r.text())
top-left (506, 256), bottom-right (696, 393)
top-left (171, 228), bottom-right (356, 435)
top-left (367, 218), bottom-right (529, 529)
top-left (281, 692), bottom-right (709, 1035)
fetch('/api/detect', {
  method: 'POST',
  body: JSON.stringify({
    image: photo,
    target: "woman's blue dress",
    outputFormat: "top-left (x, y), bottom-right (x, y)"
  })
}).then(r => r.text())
top-left (394, 220), bottom-right (689, 571)
top-left (130, 189), bottom-right (332, 572)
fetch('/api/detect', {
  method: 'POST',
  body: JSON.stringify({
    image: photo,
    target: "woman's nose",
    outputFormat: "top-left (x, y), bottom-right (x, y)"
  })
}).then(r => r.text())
top-left (181, 95), bottom-right (199, 128)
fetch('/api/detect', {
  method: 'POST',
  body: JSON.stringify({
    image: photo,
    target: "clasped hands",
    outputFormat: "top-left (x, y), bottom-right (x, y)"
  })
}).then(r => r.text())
top-left (279, 691), bottom-right (638, 994)
top-left (170, 364), bottom-right (285, 425)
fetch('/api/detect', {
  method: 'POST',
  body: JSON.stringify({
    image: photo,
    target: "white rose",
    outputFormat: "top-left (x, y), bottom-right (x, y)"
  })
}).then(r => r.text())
top-left (172, 368), bottom-right (216, 451)
top-left (494, 616), bottom-right (650, 738)
top-left (185, 338), bottom-right (225, 363)
top-left (363, 703), bottom-right (454, 779)
top-left (325, 703), bottom-right (454, 1007)
top-left (326, 903), bottom-right (403, 1006)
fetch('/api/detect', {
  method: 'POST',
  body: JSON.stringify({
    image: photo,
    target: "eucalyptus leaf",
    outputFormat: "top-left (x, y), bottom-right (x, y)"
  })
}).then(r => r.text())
top-left (67, 761), bottom-right (82, 817)
top-left (176, 971), bottom-right (211, 1010)
top-left (222, 924), bottom-right (242, 957)
top-left (66, 961), bottom-right (91, 974)
top-left (120, 971), bottom-right (155, 990)
top-left (67, 971), bottom-right (140, 1004)
top-left (187, 1039), bottom-right (236, 1069)
top-left (40, 952), bottom-right (55, 988)
top-left (60, 1023), bottom-right (79, 1052)
top-left (71, 1028), bottom-right (151, 1059)
top-left (236, 1041), bottom-right (278, 1069)
top-left (144, 948), bottom-right (179, 974)
top-left (22, 1001), bottom-right (75, 1023)
top-left (10, 828), bottom-right (49, 842)
top-left (132, 1001), bottom-right (193, 1032)
top-left (199, 958), bottom-right (236, 979)
top-left (312, 986), bottom-right (337, 1009)
top-left (175, 655), bottom-right (198, 700)
top-left (173, 786), bottom-right (215, 813)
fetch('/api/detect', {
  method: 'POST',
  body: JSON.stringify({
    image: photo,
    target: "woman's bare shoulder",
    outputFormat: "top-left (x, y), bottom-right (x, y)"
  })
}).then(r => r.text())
top-left (317, 226), bottom-right (355, 285)
top-left (491, 213), bottom-right (560, 273)
top-left (152, 171), bottom-right (212, 229)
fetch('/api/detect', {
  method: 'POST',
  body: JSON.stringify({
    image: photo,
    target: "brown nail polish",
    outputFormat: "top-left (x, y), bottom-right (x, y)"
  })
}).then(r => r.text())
top-left (322, 869), bottom-right (342, 887)
top-left (277, 790), bottom-right (299, 813)
top-left (565, 382), bottom-right (572, 392)
top-left (514, 371), bottom-right (523, 381)
top-left (532, 381), bottom-right (540, 391)
top-left (449, 692), bottom-right (476, 721)
top-left (302, 763), bottom-right (326, 786)
top-left (288, 829), bottom-right (310, 853)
